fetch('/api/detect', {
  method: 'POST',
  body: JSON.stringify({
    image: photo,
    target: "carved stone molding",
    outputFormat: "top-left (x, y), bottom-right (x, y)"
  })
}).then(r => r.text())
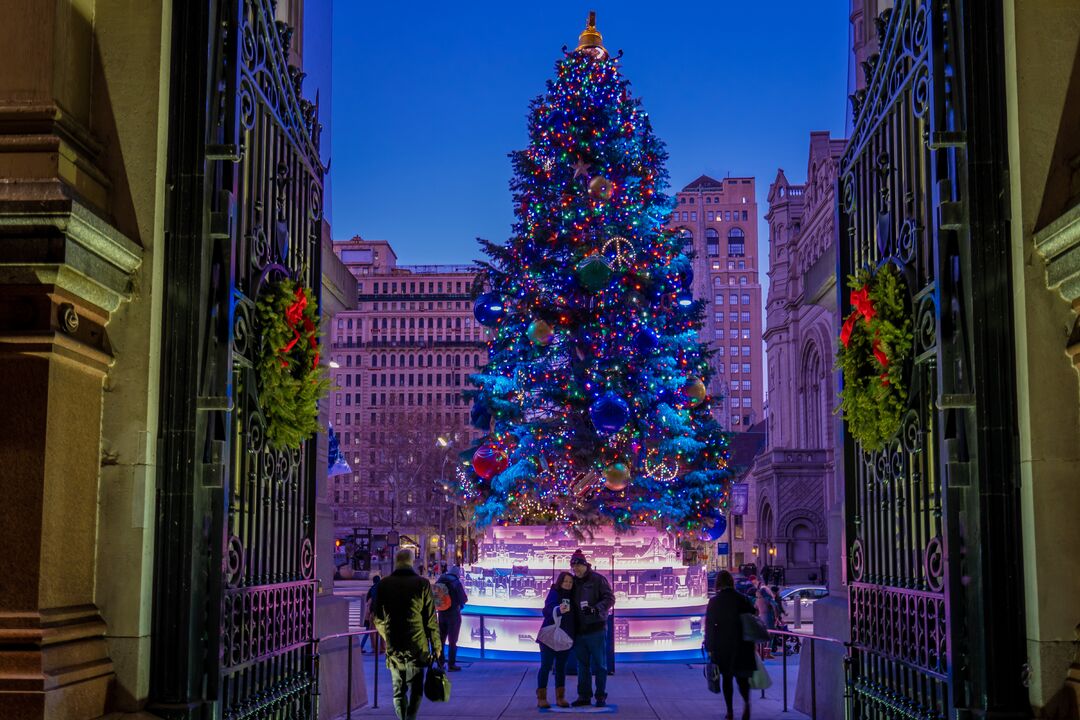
top-left (1035, 203), bottom-right (1080, 370)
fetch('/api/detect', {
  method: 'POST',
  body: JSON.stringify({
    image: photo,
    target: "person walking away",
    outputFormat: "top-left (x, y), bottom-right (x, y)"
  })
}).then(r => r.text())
top-left (370, 549), bottom-right (442, 720)
top-left (359, 574), bottom-right (381, 653)
top-left (536, 571), bottom-right (577, 708)
top-left (752, 577), bottom-right (776, 659)
top-left (706, 570), bottom-right (758, 720)
top-left (569, 549), bottom-right (615, 708)
top-left (435, 564), bottom-right (469, 671)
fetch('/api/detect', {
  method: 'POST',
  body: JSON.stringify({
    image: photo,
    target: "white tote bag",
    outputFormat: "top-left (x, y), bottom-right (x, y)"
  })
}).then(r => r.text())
top-left (749, 654), bottom-right (773, 690)
top-left (537, 609), bottom-right (573, 651)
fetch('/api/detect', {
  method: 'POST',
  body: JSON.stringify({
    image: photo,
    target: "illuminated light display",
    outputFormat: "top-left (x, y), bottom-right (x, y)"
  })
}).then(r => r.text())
top-left (456, 525), bottom-right (710, 660)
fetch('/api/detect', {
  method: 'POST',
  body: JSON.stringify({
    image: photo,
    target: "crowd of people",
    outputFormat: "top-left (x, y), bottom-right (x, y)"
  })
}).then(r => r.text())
top-left (366, 548), bottom-right (782, 720)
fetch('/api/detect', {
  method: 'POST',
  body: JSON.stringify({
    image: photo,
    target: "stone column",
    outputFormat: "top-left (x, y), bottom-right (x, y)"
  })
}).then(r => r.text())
top-left (0, 2), bottom-right (143, 718)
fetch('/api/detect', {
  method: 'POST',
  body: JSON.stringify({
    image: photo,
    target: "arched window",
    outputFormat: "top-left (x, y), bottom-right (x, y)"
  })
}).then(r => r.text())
top-left (791, 523), bottom-right (814, 564)
top-left (801, 343), bottom-right (824, 446)
top-left (705, 228), bottom-right (720, 257)
top-left (390, 355), bottom-right (396, 368)
top-left (728, 228), bottom-right (745, 257)
top-left (436, 355), bottom-right (443, 367)
top-left (474, 353), bottom-right (481, 367)
top-left (464, 355), bottom-right (471, 367)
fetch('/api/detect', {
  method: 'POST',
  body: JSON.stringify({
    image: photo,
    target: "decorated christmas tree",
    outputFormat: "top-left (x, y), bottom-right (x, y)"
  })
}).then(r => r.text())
top-left (462, 14), bottom-right (730, 535)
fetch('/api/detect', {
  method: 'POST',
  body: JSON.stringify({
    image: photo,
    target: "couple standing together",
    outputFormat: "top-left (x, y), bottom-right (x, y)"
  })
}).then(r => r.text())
top-left (535, 549), bottom-right (615, 709)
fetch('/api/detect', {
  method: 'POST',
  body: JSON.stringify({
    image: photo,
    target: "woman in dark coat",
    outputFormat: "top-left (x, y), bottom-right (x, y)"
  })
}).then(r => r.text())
top-left (536, 571), bottom-right (576, 709)
top-left (705, 570), bottom-right (758, 720)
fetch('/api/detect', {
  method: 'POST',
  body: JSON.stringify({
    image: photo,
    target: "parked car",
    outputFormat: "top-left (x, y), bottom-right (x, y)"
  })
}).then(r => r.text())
top-left (777, 586), bottom-right (828, 624)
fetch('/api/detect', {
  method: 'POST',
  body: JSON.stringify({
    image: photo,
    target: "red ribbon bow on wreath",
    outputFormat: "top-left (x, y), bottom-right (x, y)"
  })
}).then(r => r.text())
top-left (281, 286), bottom-right (320, 371)
top-left (841, 284), bottom-right (891, 386)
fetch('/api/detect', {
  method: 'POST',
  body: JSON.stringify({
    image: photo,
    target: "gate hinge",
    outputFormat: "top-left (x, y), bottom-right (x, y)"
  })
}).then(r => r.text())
top-left (929, 131), bottom-right (966, 149)
top-left (198, 396), bottom-right (234, 412)
top-left (207, 143), bottom-right (244, 162)
top-left (938, 201), bottom-right (964, 231)
top-left (938, 394), bottom-right (975, 409)
top-left (210, 190), bottom-right (236, 239)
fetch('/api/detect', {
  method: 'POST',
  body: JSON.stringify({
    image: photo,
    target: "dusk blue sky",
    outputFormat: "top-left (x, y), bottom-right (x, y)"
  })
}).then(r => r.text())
top-left (328, 2), bottom-right (851, 272)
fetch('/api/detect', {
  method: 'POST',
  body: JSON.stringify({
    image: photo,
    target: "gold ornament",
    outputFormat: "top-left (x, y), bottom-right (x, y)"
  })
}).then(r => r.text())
top-left (576, 11), bottom-right (608, 60)
top-left (603, 462), bottom-right (631, 491)
top-left (589, 176), bottom-right (614, 200)
top-left (602, 236), bottom-right (635, 269)
top-left (683, 376), bottom-right (707, 405)
top-left (528, 319), bottom-right (554, 345)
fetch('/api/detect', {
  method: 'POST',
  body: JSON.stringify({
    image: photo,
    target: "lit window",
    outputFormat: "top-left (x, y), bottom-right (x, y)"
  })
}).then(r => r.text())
top-left (742, 294), bottom-right (750, 305)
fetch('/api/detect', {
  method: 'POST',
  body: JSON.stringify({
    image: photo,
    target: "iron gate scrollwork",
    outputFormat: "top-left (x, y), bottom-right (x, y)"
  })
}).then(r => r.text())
top-left (153, 0), bottom-right (324, 718)
top-left (839, 1), bottom-right (1026, 718)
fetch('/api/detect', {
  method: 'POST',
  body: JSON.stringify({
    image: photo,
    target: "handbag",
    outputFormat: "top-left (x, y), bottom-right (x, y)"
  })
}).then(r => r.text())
top-left (741, 612), bottom-right (770, 643)
top-left (749, 654), bottom-right (773, 690)
top-left (424, 659), bottom-right (451, 702)
top-left (537, 609), bottom-right (573, 652)
top-left (700, 643), bottom-right (721, 693)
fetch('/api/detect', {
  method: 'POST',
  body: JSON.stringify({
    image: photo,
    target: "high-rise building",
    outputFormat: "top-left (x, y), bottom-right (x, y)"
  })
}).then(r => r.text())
top-left (667, 176), bottom-right (764, 432)
top-left (329, 236), bottom-right (487, 572)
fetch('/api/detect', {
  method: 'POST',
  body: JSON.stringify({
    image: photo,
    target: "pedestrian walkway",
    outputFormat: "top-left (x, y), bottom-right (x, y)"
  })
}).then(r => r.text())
top-left (350, 658), bottom-right (807, 720)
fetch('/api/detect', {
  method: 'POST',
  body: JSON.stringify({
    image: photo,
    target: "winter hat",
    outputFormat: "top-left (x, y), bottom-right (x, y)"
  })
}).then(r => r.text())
top-left (450, 565), bottom-right (463, 577)
top-left (570, 549), bottom-right (590, 567)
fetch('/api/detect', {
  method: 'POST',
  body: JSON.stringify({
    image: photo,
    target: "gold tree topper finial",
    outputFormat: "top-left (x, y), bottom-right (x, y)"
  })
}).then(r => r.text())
top-left (577, 11), bottom-right (607, 58)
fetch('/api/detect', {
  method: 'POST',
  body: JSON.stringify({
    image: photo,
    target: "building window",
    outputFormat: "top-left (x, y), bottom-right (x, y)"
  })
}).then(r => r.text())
top-left (742, 210), bottom-right (749, 221)
top-left (741, 329), bottom-right (750, 339)
top-left (714, 311), bottom-right (725, 323)
top-left (742, 363), bottom-right (751, 373)
top-left (729, 294), bottom-right (738, 305)
top-left (716, 346), bottom-right (725, 356)
top-left (707, 211), bottom-right (715, 220)
top-left (742, 294), bottom-right (750, 305)
top-left (690, 211), bottom-right (697, 221)
top-left (741, 312), bottom-right (750, 322)
top-left (739, 276), bottom-right (748, 285)
top-left (742, 380), bottom-right (751, 390)
top-left (728, 228), bottom-right (746, 256)
top-left (725, 211), bottom-right (732, 221)
top-left (706, 228), bottom-right (720, 256)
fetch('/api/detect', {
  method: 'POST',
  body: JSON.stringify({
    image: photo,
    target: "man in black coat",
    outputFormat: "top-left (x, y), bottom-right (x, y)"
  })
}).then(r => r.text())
top-left (434, 564), bottom-right (469, 671)
top-left (371, 549), bottom-right (442, 720)
top-left (705, 570), bottom-right (757, 720)
top-left (568, 549), bottom-right (615, 708)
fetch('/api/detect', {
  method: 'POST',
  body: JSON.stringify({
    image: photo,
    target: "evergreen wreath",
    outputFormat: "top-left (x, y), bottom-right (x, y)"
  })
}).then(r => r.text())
top-left (836, 263), bottom-right (913, 452)
top-left (256, 279), bottom-right (330, 449)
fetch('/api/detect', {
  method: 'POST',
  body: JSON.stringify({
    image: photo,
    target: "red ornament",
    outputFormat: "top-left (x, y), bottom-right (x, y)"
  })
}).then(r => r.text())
top-left (472, 444), bottom-right (509, 480)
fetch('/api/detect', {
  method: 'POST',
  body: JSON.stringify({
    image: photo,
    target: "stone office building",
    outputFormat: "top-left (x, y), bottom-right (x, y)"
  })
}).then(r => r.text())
top-left (329, 236), bottom-right (487, 570)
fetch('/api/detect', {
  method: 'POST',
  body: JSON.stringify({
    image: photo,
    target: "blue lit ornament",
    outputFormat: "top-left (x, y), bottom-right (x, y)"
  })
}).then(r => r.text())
top-left (473, 293), bottom-right (506, 327)
top-left (633, 327), bottom-right (659, 352)
top-left (590, 393), bottom-right (629, 434)
top-left (701, 514), bottom-right (727, 541)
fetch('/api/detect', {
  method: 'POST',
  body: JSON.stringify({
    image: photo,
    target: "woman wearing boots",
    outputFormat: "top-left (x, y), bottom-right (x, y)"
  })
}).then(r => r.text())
top-left (536, 572), bottom-right (576, 708)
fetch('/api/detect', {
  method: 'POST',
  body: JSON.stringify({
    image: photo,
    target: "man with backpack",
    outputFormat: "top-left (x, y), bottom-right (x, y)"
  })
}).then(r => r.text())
top-left (434, 564), bottom-right (469, 671)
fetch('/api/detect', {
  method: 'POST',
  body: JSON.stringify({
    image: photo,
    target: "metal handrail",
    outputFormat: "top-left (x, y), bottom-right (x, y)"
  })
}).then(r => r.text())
top-left (758, 627), bottom-right (849, 720)
top-left (314, 627), bottom-right (382, 719)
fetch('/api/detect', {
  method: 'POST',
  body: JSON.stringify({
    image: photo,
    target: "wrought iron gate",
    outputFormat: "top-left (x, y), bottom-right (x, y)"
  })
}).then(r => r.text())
top-left (152, 0), bottom-right (324, 717)
top-left (839, 1), bottom-right (1027, 718)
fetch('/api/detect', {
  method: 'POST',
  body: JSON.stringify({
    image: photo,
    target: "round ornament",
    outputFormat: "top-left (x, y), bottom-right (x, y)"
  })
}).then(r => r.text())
top-left (588, 176), bottom-right (614, 200)
top-left (701, 515), bottom-right (727, 541)
top-left (602, 462), bottom-right (631, 491)
top-left (472, 444), bottom-right (509, 480)
top-left (576, 255), bottom-right (613, 292)
top-left (473, 293), bottom-right (506, 327)
top-left (682, 377), bottom-right (707, 406)
top-left (633, 327), bottom-right (659, 352)
top-left (527, 319), bottom-right (554, 345)
top-left (590, 393), bottom-right (630, 435)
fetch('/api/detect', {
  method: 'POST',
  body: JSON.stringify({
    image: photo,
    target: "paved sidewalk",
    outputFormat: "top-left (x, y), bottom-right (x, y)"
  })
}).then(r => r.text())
top-left (348, 658), bottom-right (807, 720)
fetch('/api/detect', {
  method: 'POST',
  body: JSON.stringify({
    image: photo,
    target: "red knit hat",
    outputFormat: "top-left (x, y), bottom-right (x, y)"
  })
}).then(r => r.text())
top-left (570, 549), bottom-right (589, 567)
